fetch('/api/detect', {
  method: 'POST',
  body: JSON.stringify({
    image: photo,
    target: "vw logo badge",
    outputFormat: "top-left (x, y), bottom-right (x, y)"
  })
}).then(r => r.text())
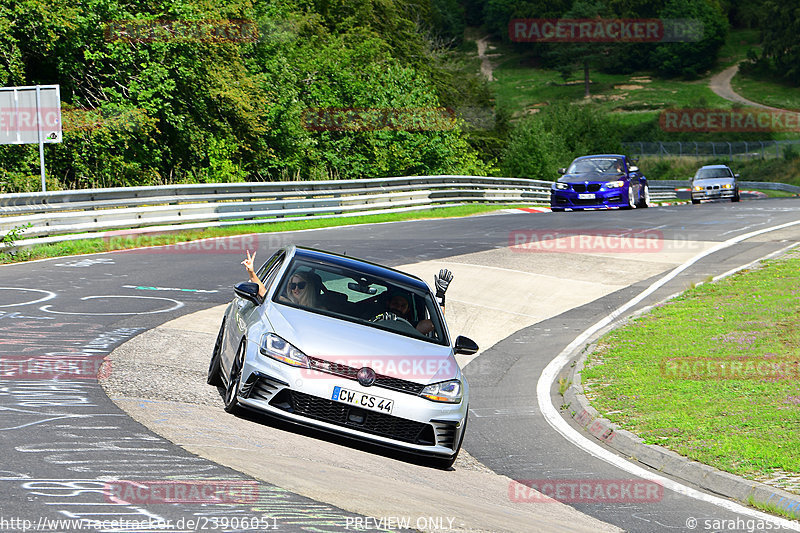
top-left (357, 367), bottom-right (376, 387)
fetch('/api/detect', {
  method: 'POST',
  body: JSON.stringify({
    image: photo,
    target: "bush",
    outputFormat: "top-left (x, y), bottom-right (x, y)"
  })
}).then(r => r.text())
top-left (651, 0), bottom-right (728, 78)
top-left (501, 102), bottom-right (623, 179)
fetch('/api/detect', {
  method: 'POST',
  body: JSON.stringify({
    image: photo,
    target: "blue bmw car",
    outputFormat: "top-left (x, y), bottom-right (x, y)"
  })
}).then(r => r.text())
top-left (550, 155), bottom-right (649, 211)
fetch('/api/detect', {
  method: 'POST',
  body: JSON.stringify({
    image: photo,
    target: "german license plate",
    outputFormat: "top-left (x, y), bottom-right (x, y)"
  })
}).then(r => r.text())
top-left (578, 193), bottom-right (595, 199)
top-left (332, 386), bottom-right (394, 414)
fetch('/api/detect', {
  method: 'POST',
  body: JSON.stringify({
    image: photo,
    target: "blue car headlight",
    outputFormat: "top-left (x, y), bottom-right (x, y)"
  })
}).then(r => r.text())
top-left (420, 379), bottom-right (463, 403)
top-left (604, 180), bottom-right (625, 189)
top-left (553, 182), bottom-right (569, 190)
top-left (260, 333), bottom-right (309, 368)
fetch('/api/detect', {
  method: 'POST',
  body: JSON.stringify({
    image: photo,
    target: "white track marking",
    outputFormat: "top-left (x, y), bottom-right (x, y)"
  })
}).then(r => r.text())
top-left (0, 288), bottom-right (57, 308)
top-left (40, 296), bottom-right (184, 316)
top-left (537, 219), bottom-right (800, 530)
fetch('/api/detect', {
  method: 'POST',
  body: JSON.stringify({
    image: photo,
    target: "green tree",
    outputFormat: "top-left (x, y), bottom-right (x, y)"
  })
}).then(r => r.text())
top-left (650, 0), bottom-right (728, 78)
top-left (544, 0), bottom-right (611, 98)
top-left (757, 1), bottom-right (800, 85)
top-left (501, 102), bottom-right (622, 179)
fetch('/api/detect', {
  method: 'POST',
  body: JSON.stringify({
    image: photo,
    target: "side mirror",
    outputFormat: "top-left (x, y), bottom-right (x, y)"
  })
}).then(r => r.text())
top-left (629, 165), bottom-right (639, 172)
top-left (234, 282), bottom-right (262, 306)
top-left (557, 168), bottom-right (567, 175)
top-left (734, 173), bottom-right (740, 178)
top-left (454, 335), bottom-right (479, 355)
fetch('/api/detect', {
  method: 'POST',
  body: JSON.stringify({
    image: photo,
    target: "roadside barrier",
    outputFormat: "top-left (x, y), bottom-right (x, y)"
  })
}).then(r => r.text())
top-left (2, 176), bottom-right (791, 250)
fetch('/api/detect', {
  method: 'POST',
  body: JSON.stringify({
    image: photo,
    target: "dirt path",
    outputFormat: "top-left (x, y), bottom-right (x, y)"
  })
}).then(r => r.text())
top-left (476, 36), bottom-right (499, 81)
top-left (709, 63), bottom-right (786, 111)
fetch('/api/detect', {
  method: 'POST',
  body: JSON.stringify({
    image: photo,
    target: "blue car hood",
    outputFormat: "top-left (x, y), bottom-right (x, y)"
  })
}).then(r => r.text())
top-left (559, 172), bottom-right (624, 183)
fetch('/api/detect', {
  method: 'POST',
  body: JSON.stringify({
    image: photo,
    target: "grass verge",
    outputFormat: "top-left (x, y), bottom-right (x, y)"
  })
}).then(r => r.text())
top-left (0, 203), bottom-right (535, 265)
top-left (581, 248), bottom-right (800, 487)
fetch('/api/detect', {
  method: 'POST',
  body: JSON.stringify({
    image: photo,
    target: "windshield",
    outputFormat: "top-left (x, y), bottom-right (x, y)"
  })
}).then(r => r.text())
top-left (567, 158), bottom-right (624, 174)
top-left (273, 259), bottom-right (447, 345)
top-left (694, 167), bottom-right (734, 180)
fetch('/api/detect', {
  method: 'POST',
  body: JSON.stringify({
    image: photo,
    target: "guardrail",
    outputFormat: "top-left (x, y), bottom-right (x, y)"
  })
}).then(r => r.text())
top-left (649, 179), bottom-right (800, 194)
top-left (1, 176), bottom-right (554, 249)
top-left (1, 176), bottom-right (792, 250)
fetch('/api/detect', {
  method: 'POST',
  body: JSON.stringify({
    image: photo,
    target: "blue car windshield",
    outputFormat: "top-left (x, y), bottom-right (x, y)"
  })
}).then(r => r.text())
top-left (274, 259), bottom-right (448, 345)
top-left (568, 158), bottom-right (623, 174)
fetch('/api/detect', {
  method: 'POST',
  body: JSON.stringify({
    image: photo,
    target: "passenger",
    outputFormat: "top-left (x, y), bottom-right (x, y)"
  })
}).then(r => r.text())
top-left (241, 250), bottom-right (320, 308)
top-left (284, 270), bottom-right (320, 308)
top-left (241, 250), bottom-right (267, 299)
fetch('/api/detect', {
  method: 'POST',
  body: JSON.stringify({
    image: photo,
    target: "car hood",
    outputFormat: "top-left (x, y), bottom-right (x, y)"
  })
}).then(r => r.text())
top-left (266, 303), bottom-right (459, 384)
top-left (693, 178), bottom-right (735, 187)
top-left (559, 172), bottom-right (624, 184)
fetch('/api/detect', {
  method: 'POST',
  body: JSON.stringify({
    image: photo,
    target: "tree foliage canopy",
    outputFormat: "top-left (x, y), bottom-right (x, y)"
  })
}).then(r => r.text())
top-left (0, 0), bottom-right (491, 191)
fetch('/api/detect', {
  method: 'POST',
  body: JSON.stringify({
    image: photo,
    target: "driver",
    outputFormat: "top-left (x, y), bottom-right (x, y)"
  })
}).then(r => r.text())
top-left (385, 291), bottom-right (434, 335)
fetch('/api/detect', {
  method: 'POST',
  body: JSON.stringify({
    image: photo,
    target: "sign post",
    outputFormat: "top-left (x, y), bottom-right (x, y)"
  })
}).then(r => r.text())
top-left (0, 85), bottom-right (62, 192)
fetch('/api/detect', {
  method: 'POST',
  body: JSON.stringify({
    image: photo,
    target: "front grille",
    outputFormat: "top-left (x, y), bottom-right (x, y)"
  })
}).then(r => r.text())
top-left (307, 356), bottom-right (426, 395)
top-left (271, 389), bottom-right (436, 445)
top-left (587, 184), bottom-right (601, 192)
top-left (572, 184), bottom-right (585, 193)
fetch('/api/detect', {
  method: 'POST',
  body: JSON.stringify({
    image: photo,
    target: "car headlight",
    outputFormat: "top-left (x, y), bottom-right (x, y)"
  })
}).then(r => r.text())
top-left (420, 379), bottom-right (462, 403)
top-left (604, 180), bottom-right (625, 189)
top-left (554, 182), bottom-right (569, 190)
top-left (260, 333), bottom-right (309, 368)
top-left (722, 183), bottom-right (733, 189)
top-left (693, 185), bottom-right (704, 191)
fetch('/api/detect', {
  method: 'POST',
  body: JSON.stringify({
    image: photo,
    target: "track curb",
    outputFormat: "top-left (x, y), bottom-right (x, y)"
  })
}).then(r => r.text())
top-left (560, 319), bottom-right (800, 521)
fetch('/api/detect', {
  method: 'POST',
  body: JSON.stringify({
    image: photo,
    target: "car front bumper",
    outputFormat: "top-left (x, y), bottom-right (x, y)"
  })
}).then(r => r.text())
top-left (691, 189), bottom-right (737, 200)
top-left (235, 346), bottom-right (468, 458)
top-left (550, 188), bottom-right (628, 209)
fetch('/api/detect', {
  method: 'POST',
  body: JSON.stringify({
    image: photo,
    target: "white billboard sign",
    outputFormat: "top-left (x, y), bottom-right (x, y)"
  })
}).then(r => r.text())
top-left (0, 85), bottom-right (62, 191)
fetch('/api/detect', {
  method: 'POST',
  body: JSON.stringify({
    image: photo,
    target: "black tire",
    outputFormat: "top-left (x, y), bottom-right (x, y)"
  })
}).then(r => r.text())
top-left (550, 207), bottom-right (565, 212)
top-left (691, 198), bottom-right (701, 205)
top-left (431, 409), bottom-right (468, 470)
top-left (224, 340), bottom-right (245, 414)
top-left (207, 319), bottom-right (225, 386)
top-left (732, 191), bottom-right (740, 203)
top-left (637, 184), bottom-right (650, 208)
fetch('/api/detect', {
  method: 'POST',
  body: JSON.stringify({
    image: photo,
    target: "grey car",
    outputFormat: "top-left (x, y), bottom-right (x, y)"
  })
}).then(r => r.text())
top-left (208, 245), bottom-right (477, 468)
top-left (691, 164), bottom-right (740, 204)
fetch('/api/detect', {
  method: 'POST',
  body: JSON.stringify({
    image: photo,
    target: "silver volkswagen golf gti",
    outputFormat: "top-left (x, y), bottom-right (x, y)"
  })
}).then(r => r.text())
top-left (208, 245), bottom-right (477, 468)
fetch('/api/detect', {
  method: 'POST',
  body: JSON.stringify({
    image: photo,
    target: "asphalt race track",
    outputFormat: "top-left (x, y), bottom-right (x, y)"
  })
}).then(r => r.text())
top-left (1, 197), bottom-right (800, 532)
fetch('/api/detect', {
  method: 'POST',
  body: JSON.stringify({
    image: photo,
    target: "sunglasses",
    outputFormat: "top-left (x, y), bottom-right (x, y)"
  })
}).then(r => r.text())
top-left (289, 281), bottom-right (307, 291)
